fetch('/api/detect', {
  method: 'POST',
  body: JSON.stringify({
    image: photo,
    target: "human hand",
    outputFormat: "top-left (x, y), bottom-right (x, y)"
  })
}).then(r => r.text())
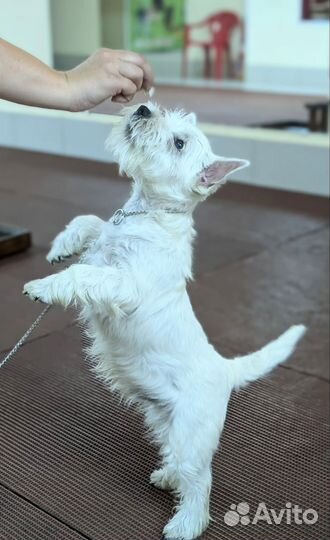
top-left (63, 48), bottom-right (154, 112)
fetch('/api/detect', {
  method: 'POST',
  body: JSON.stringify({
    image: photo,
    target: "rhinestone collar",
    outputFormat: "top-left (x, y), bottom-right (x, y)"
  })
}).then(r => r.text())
top-left (111, 207), bottom-right (187, 225)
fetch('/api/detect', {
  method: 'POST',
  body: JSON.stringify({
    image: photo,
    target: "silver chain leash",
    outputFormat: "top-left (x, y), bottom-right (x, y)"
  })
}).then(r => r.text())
top-left (0, 304), bottom-right (52, 369)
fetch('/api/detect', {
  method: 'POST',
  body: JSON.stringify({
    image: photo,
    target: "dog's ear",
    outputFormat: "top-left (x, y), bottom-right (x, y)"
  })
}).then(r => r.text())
top-left (195, 158), bottom-right (250, 194)
top-left (185, 112), bottom-right (197, 125)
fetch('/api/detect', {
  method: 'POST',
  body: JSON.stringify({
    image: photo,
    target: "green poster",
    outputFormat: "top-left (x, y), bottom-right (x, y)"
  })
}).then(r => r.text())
top-left (130, 0), bottom-right (184, 52)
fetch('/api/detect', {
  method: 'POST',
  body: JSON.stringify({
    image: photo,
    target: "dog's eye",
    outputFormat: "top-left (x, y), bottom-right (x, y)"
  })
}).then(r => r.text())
top-left (174, 138), bottom-right (185, 151)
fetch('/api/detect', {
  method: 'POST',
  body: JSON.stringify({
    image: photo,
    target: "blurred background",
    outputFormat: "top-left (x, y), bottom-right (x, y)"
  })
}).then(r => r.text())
top-left (0, 0), bottom-right (329, 196)
top-left (48, 0), bottom-right (329, 91)
top-left (2, 0), bottom-right (329, 90)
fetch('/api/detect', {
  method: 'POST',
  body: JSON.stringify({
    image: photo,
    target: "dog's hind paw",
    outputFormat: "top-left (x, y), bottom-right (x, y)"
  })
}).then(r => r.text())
top-left (163, 508), bottom-right (209, 540)
top-left (150, 468), bottom-right (174, 491)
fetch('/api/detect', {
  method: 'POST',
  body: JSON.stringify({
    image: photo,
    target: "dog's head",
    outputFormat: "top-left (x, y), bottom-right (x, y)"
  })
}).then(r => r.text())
top-left (108, 103), bottom-right (249, 206)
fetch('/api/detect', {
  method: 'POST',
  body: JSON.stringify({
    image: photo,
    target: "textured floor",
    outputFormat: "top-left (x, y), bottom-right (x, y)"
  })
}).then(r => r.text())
top-left (92, 85), bottom-right (324, 126)
top-left (0, 147), bottom-right (329, 540)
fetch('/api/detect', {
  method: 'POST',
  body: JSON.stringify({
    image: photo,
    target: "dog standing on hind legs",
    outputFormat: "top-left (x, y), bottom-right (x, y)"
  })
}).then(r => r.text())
top-left (24, 103), bottom-right (306, 540)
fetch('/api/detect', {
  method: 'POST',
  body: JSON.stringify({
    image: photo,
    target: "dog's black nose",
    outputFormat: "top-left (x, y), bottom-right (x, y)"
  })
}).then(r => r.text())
top-left (135, 105), bottom-right (152, 118)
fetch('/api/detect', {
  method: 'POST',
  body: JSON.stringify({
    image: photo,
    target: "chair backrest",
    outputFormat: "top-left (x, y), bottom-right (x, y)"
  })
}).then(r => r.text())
top-left (205, 12), bottom-right (241, 46)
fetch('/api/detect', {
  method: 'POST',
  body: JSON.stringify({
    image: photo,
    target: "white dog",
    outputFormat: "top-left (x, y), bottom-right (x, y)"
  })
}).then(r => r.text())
top-left (24, 103), bottom-right (306, 540)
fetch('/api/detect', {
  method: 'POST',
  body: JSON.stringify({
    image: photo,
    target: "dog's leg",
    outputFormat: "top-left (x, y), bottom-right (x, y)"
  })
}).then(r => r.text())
top-left (150, 432), bottom-right (179, 491)
top-left (143, 399), bottom-right (180, 492)
top-left (150, 466), bottom-right (178, 491)
top-left (162, 402), bottom-right (221, 540)
top-left (23, 264), bottom-right (136, 311)
top-left (47, 215), bottom-right (105, 264)
top-left (163, 463), bottom-right (212, 540)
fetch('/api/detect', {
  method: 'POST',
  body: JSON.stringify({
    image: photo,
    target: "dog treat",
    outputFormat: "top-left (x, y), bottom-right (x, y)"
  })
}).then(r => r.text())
top-left (146, 86), bottom-right (155, 98)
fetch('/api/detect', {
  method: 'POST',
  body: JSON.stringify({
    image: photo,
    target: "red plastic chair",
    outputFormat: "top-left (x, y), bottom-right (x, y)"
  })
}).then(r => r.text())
top-left (182, 11), bottom-right (242, 79)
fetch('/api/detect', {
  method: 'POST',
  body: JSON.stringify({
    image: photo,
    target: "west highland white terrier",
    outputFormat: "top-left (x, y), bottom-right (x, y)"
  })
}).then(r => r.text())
top-left (24, 103), bottom-right (306, 540)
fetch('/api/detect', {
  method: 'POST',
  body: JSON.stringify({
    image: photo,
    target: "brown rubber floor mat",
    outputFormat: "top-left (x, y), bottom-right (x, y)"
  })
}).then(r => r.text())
top-left (0, 325), bottom-right (329, 540)
top-left (0, 485), bottom-right (85, 540)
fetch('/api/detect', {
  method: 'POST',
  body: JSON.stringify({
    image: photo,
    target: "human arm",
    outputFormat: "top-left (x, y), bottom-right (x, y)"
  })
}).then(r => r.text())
top-left (0, 39), bottom-right (154, 111)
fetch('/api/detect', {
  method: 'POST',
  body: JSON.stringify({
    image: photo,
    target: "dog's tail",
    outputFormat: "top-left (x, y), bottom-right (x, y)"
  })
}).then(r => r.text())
top-left (228, 325), bottom-right (306, 390)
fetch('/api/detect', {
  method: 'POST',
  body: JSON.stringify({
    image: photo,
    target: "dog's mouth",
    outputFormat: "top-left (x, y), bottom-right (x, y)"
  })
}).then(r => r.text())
top-left (125, 115), bottom-right (149, 143)
top-left (125, 122), bottom-right (133, 141)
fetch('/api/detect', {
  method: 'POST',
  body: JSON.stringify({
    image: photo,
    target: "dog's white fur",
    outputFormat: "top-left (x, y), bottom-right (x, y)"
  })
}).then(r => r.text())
top-left (24, 103), bottom-right (306, 540)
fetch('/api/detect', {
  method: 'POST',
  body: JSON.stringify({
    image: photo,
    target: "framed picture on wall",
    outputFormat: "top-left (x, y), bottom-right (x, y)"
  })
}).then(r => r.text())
top-left (130, 0), bottom-right (184, 52)
top-left (302, 0), bottom-right (330, 20)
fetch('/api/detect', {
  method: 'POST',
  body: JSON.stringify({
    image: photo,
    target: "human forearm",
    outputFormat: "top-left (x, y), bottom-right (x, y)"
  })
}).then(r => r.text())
top-left (0, 38), bottom-right (69, 110)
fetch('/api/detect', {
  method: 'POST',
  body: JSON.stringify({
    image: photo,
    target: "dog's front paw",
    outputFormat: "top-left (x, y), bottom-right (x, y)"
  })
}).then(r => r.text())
top-left (163, 509), bottom-right (209, 540)
top-left (23, 275), bottom-right (57, 305)
top-left (47, 241), bottom-right (76, 265)
top-left (47, 251), bottom-right (72, 265)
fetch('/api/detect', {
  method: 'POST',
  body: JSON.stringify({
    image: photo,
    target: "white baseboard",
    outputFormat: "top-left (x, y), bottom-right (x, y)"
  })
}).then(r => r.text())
top-left (0, 102), bottom-right (328, 196)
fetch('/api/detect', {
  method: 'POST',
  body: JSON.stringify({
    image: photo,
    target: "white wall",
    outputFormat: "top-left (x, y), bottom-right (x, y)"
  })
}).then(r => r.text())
top-left (0, 0), bottom-right (52, 65)
top-left (50, 0), bottom-right (101, 56)
top-left (245, 0), bottom-right (329, 92)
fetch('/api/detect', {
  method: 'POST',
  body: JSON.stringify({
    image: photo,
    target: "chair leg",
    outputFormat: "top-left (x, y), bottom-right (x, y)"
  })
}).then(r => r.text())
top-left (309, 109), bottom-right (317, 132)
top-left (215, 47), bottom-right (224, 79)
top-left (320, 106), bottom-right (328, 133)
top-left (203, 45), bottom-right (211, 78)
top-left (182, 47), bottom-right (188, 78)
